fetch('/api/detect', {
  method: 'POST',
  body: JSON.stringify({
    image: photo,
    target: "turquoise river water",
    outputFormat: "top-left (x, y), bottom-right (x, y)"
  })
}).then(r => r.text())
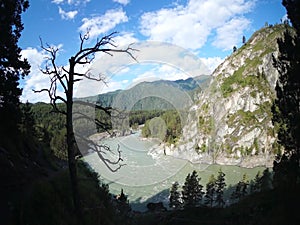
top-left (84, 132), bottom-right (265, 211)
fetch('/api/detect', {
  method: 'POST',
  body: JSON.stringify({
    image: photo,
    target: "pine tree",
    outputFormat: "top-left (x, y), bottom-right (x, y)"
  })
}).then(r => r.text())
top-left (182, 170), bottom-right (204, 207)
top-left (231, 174), bottom-right (249, 202)
top-left (242, 35), bottom-right (246, 44)
top-left (204, 174), bottom-right (216, 207)
top-left (272, 0), bottom-right (300, 190)
top-left (250, 171), bottom-right (262, 194)
top-left (215, 169), bottom-right (226, 208)
top-left (20, 102), bottom-right (36, 138)
top-left (0, 0), bottom-right (30, 138)
top-left (115, 189), bottom-right (131, 216)
top-left (240, 174), bottom-right (249, 197)
top-left (260, 168), bottom-right (272, 191)
top-left (169, 181), bottom-right (182, 209)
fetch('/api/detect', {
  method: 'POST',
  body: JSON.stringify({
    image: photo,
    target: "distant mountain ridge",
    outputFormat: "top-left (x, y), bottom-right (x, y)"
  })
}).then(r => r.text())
top-left (78, 75), bottom-right (211, 110)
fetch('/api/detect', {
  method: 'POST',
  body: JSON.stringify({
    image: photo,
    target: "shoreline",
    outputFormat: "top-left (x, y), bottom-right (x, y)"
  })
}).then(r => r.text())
top-left (89, 131), bottom-right (273, 169)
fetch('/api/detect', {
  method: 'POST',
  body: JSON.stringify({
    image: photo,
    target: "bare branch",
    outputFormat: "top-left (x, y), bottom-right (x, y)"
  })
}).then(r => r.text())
top-left (74, 32), bottom-right (138, 65)
top-left (76, 133), bottom-right (125, 172)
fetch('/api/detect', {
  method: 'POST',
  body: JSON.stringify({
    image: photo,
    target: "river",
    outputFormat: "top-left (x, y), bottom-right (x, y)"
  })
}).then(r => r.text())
top-left (84, 132), bottom-right (265, 211)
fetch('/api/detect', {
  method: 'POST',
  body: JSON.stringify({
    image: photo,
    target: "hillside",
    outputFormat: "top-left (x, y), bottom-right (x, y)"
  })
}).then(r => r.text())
top-left (79, 75), bottom-right (211, 111)
top-left (161, 24), bottom-right (294, 168)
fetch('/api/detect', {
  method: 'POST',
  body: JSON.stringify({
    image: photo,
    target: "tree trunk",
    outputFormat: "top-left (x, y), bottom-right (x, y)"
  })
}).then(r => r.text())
top-left (67, 57), bottom-right (82, 223)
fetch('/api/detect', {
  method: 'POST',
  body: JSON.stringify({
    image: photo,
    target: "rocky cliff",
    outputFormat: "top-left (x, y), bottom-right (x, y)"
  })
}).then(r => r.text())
top-left (164, 24), bottom-right (293, 168)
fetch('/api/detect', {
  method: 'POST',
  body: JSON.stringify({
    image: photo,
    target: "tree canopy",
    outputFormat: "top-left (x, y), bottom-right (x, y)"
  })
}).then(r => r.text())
top-left (272, 0), bottom-right (300, 189)
top-left (0, 0), bottom-right (30, 138)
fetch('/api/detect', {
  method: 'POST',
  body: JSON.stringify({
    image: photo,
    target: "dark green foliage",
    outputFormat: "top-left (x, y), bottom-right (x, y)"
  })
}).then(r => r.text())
top-left (30, 103), bottom-right (67, 158)
top-left (230, 174), bottom-right (249, 202)
top-left (215, 169), bottom-right (226, 208)
top-left (272, 0), bottom-right (300, 190)
top-left (169, 181), bottom-right (182, 209)
top-left (0, 0), bottom-right (30, 141)
top-left (19, 161), bottom-right (128, 225)
top-left (20, 102), bottom-right (36, 138)
top-left (204, 174), bottom-right (216, 207)
top-left (250, 171), bottom-right (262, 194)
top-left (142, 110), bottom-right (182, 144)
top-left (260, 168), bottom-right (272, 191)
top-left (283, 0), bottom-right (300, 36)
top-left (113, 189), bottom-right (131, 223)
top-left (242, 35), bottom-right (246, 44)
top-left (50, 128), bottom-right (68, 159)
top-left (129, 109), bottom-right (164, 127)
top-left (182, 170), bottom-right (204, 207)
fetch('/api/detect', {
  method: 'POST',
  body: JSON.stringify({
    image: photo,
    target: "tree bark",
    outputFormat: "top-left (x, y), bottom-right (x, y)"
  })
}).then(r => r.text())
top-left (66, 57), bottom-right (82, 223)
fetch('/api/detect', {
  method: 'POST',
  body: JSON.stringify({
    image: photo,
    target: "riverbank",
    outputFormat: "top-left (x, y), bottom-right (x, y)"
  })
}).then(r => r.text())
top-left (148, 142), bottom-right (274, 168)
top-left (89, 130), bottom-right (274, 168)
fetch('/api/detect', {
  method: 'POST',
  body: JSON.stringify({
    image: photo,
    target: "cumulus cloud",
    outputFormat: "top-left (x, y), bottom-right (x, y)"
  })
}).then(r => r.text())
top-left (79, 8), bottom-right (128, 40)
top-left (113, 0), bottom-right (130, 6)
top-left (212, 17), bottom-right (250, 51)
top-left (200, 57), bottom-right (224, 73)
top-left (140, 0), bottom-right (255, 50)
top-left (20, 46), bottom-right (65, 103)
top-left (112, 32), bottom-right (138, 47)
top-left (52, 0), bottom-right (90, 5)
top-left (52, 0), bottom-right (64, 4)
top-left (58, 7), bottom-right (78, 20)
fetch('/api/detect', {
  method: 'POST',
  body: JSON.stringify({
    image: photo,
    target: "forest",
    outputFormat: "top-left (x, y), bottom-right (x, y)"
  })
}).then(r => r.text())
top-left (0, 0), bottom-right (300, 224)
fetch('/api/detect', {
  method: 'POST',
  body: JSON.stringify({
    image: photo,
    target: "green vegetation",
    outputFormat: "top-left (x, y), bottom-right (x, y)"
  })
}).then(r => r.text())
top-left (169, 181), bottom-right (181, 209)
top-left (204, 174), bottom-right (217, 207)
top-left (271, 1), bottom-right (300, 190)
top-left (220, 69), bottom-right (270, 98)
top-left (198, 115), bottom-right (214, 135)
top-left (1, 0), bottom-right (300, 224)
top-left (18, 161), bottom-right (131, 225)
top-left (182, 170), bottom-right (204, 207)
top-left (142, 110), bottom-right (182, 144)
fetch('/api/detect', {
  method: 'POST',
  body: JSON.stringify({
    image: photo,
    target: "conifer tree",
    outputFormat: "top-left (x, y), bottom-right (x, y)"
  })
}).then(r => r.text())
top-left (242, 35), bottom-right (246, 44)
top-left (215, 169), bottom-right (226, 208)
top-left (204, 174), bottom-right (216, 207)
top-left (272, 0), bottom-right (300, 190)
top-left (250, 171), bottom-right (262, 194)
top-left (182, 170), bottom-right (204, 207)
top-left (231, 174), bottom-right (249, 202)
top-left (0, 0), bottom-right (30, 139)
top-left (169, 181), bottom-right (182, 209)
top-left (260, 168), bottom-right (272, 191)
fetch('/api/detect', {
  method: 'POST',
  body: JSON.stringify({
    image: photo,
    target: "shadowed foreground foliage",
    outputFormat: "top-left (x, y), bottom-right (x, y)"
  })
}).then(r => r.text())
top-left (13, 161), bottom-right (131, 225)
top-left (134, 187), bottom-right (300, 225)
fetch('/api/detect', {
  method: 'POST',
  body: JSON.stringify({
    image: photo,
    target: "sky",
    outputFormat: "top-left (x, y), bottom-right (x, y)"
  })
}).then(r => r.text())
top-left (18, 0), bottom-right (287, 102)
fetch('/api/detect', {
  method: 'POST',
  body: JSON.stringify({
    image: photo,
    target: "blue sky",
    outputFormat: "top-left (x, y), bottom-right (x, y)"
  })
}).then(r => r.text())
top-left (19, 0), bottom-right (287, 102)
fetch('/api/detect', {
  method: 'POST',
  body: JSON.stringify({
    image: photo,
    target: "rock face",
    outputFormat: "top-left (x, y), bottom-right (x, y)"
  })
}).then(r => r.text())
top-left (170, 25), bottom-right (293, 168)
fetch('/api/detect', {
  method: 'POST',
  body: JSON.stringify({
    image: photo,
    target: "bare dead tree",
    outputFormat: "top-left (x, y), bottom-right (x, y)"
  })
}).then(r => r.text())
top-left (34, 32), bottom-right (136, 222)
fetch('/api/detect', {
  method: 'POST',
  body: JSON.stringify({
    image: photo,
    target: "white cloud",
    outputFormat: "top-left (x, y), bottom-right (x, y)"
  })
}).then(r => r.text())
top-left (20, 47), bottom-right (51, 102)
top-left (200, 57), bottom-right (224, 73)
top-left (79, 8), bottom-right (128, 40)
top-left (212, 17), bottom-right (250, 50)
top-left (20, 46), bottom-right (65, 103)
top-left (140, 0), bottom-right (255, 50)
top-left (52, 0), bottom-right (90, 5)
top-left (52, 0), bottom-right (64, 4)
top-left (112, 32), bottom-right (138, 47)
top-left (58, 7), bottom-right (78, 20)
top-left (113, 0), bottom-right (130, 6)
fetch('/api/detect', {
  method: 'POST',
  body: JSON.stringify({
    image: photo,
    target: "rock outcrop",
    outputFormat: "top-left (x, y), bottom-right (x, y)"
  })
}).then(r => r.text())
top-left (168, 24), bottom-right (293, 168)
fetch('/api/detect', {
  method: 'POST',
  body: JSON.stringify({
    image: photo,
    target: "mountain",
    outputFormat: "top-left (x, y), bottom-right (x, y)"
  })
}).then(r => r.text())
top-left (161, 24), bottom-right (294, 168)
top-left (79, 75), bottom-right (211, 110)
